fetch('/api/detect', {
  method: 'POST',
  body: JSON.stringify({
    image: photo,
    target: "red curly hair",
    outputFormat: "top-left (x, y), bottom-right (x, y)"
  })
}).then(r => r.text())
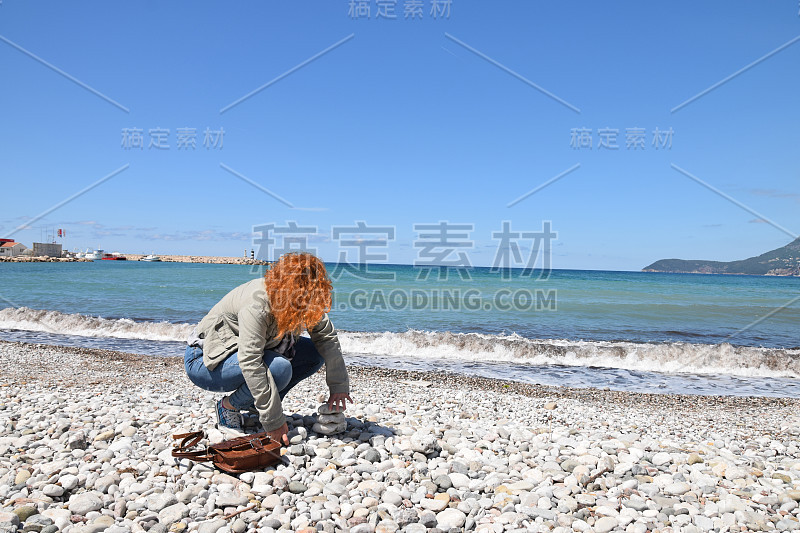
top-left (264, 252), bottom-right (332, 337)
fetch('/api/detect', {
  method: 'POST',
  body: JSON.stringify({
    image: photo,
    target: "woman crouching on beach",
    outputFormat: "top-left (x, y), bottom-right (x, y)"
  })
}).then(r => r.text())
top-left (184, 252), bottom-right (352, 445)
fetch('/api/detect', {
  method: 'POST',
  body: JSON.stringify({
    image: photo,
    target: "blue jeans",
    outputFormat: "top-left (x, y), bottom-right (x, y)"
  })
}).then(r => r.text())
top-left (184, 337), bottom-right (324, 410)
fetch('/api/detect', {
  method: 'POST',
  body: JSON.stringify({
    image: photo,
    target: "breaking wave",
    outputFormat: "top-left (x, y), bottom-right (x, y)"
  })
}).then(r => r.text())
top-left (1, 307), bottom-right (798, 379)
top-left (340, 331), bottom-right (800, 379)
top-left (0, 307), bottom-right (193, 342)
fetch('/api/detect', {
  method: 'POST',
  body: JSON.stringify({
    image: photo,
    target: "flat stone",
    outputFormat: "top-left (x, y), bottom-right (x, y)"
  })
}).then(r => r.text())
top-left (694, 515), bottom-right (714, 530)
top-left (665, 482), bottom-right (690, 496)
top-left (42, 484), bottom-right (64, 498)
top-left (375, 520), bottom-right (399, 533)
top-left (59, 474), bottom-right (79, 491)
top-left (623, 499), bottom-right (647, 511)
top-left (158, 503), bottom-right (189, 526)
top-left (594, 516), bottom-right (619, 533)
top-left (94, 430), bottom-right (115, 442)
top-left (261, 518), bottom-right (282, 529)
top-left (313, 421), bottom-right (346, 435)
top-left (288, 482), bottom-right (308, 494)
top-left (147, 492), bottom-right (178, 512)
top-left (363, 448), bottom-right (381, 463)
top-left (67, 433), bottom-right (87, 450)
top-left (410, 434), bottom-right (436, 454)
top-left (13, 507), bottom-right (36, 522)
top-left (14, 471), bottom-right (31, 485)
top-left (262, 494), bottom-right (281, 509)
top-left (94, 474), bottom-right (119, 494)
top-left (448, 461), bottom-right (468, 475)
top-left (68, 492), bottom-right (103, 515)
top-left (92, 516), bottom-right (115, 528)
top-left (448, 472), bottom-right (470, 490)
top-left (23, 515), bottom-right (54, 532)
top-left (561, 459), bottom-right (580, 472)
top-left (317, 403), bottom-right (344, 415)
top-left (419, 498), bottom-right (448, 512)
top-left (594, 505), bottom-right (618, 517)
top-left (197, 518), bottom-right (227, 533)
top-left (382, 490), bottom-right (403, 506)
top-left (724, 466), bottom-right (748, 480)
top-left (317, 413), bottom-right (346, 424)
top-left (108, 437), bottom-right (133, 453)
top-left (271, 476), bottom-right (288, 490)
top-left (113, 501), bottom-right (126, 518)
top-left (652, 495), bottom-right (679, 508)
top-left (39, 509), bottom-right (69, 531)
top-left (687, 453), bottom-right (703, 465)
top-left (325, 483), bottom-right (347, 496)
top-left (435, 508), bottom-right (466, 529)
top-left (651, 452), bottom-right (672, 466)
top-left (507, 481), bottom-right (534, 492)
top-left (520, 507), bottom-right (556, 521)
top-left (773, 473), bottom-right (792, 483)
top-left (231, 518), bottom-right (246, 533)
top-left (214, 493), bottom-right (248, 507)
top-left (433, 475), bottom-right (452, 490)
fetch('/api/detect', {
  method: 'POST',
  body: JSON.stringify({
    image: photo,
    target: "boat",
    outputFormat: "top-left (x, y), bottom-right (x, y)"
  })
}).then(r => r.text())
top-left (142, 253), bottom-right (161, 262)
top-left (85, 249), bottom-right (103, 260)
top-left (101, 252), bottom-right (127, 261)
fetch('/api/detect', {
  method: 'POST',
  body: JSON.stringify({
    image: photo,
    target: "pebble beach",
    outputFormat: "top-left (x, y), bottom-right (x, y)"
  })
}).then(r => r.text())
top-left (1, 340), bottom-right (799, 533)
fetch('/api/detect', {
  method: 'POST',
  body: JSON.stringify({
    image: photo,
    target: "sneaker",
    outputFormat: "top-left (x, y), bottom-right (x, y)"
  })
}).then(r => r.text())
top-left (216, 398), bottom-right (243, 431)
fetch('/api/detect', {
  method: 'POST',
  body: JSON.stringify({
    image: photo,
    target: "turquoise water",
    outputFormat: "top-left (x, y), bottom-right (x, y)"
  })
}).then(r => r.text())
top-left (1, 261), bottom-right (797, 346)
top-left (1, 261), bottom-right (799, 396)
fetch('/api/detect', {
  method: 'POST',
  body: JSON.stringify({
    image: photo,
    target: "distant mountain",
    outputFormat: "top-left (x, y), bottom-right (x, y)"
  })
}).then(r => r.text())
top-left (643, 237), bottom-right (800, 276)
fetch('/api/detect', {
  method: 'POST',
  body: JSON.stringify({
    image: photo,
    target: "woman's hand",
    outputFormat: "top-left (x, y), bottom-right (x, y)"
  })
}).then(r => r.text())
top-left (327, 392), bottom-right (353, 412)
top-left (266, 422), bottom-right (289, 446)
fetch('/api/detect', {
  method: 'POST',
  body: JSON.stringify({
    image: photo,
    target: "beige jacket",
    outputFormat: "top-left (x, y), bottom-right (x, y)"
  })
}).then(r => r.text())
top-left (196, 278), bottom-right (349, 431)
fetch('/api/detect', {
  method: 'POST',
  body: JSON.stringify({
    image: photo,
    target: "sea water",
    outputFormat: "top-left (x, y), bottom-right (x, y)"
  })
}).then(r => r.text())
top-left (1, 261), bottom-right (798, 397)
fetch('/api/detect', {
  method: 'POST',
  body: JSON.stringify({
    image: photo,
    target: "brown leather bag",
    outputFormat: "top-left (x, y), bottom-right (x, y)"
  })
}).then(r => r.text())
top-left (171, 430), bottom-right (282, 473)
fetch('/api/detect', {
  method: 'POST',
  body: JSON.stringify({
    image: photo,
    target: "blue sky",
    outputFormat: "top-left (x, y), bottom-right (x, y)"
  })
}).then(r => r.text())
top-left (1, 1), bottom-right (798, 271)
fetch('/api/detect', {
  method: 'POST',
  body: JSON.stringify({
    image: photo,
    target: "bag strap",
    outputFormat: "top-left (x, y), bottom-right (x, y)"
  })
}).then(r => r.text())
top-left (171, 430), bottom-right (212, 461)
top-left (173, 431), bottom-right (204, 449)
